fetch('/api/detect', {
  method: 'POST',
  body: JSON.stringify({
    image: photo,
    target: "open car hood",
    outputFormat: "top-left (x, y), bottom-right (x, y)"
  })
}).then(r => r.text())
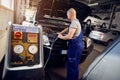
top-left (36, 0), bottom-right (91, 22)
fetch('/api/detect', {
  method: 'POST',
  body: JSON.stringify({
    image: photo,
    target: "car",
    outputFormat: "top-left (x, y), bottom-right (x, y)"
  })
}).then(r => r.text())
top-left (84, 15), bottom-right (105, 27)
top-left (81, 36), bottom-right (120, 80)
top-left (36, 16), bottom-right (94, 67)
top-left (44, 30), bottom-right (94, 65)
top-left (34, 0), bottom-right (93, 66)
top-left (89, 28), bottom-right (120, 46)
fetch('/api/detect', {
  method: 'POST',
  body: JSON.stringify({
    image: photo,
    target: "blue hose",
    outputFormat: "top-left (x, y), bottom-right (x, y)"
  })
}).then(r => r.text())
top-left (44, 37), bottom-right (58, 68)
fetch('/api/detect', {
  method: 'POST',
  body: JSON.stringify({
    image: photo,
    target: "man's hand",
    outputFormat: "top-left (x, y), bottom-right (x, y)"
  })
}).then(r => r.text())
top-left (57, 33), bottom-right (63, 39)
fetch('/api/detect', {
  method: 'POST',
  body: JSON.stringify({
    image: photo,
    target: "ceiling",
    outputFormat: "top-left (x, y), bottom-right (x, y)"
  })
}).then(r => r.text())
top-left (36, 0), bottom-right (92, 22)
top-left (30, 0), bottom-right (120, 14)
top-left (76, 0), bottom-right (120, 5)
top-left (76, 0), bottom-right (120, 13)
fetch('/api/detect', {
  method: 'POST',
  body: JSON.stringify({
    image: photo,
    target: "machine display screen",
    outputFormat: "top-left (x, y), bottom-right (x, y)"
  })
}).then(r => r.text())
top-left (9, 25), bottom-right (40, 67)
top-left (27, 33), bottom-right (38, 43)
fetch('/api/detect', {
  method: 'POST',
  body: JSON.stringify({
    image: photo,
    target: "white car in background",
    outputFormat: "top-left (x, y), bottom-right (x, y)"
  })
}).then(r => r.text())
top-left (89, 28), bottom-right (120, 46)
top-left (84, 15), bottom-right (105, 26)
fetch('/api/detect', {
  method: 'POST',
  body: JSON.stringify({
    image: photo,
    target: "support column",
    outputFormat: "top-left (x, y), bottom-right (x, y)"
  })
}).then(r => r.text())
top-left (108, 5), bottom-right (116, 29)
top-left (26, 0), bottom-right (30, 8)
top-left (14, 0), bottom-right (26, 24)
top-left (0, 0), bottom-right (1, 6)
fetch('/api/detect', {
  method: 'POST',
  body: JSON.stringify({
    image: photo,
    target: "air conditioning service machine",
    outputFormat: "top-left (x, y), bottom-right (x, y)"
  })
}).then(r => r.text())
top-left (2, 24), bottom-right (44, 80)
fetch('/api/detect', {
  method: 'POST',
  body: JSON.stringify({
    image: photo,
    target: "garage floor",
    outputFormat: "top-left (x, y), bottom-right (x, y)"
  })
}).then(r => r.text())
top-left (45, 49), bottom-right (101, 80)
top-left (44, 42), bottom-right (106, 80)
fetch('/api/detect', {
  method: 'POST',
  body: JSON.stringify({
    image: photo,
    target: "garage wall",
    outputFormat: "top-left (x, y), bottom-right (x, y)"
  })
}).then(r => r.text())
top-left (95, 6), bottom-right (120, 30)
top-left (14, 0), bottom-right (26, 24)
top-left (0, 4), bottom-right (14, 61)
top-left (0, 5), bottom-right (14, 37)
top-left (0, 6), bottom-right (14, 30)
top-left (113, 12), bottom-right (120, 30)
top-left (96, 12), bottom-right (120, 30)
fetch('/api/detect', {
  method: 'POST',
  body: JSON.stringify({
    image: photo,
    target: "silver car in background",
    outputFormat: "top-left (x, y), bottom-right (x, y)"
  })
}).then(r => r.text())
top-left (89, 28), bottom-right (120, 46)
top-left (84, 15), bottom-right (105, 26)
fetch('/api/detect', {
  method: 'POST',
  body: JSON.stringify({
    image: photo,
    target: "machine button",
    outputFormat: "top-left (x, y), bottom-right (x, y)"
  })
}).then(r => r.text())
top-left (14, 31), bottom-right (22, 39)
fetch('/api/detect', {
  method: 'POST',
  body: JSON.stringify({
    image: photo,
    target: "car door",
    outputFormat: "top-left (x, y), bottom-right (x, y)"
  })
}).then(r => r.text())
top-left (81, 36), bottom-right (120, 80)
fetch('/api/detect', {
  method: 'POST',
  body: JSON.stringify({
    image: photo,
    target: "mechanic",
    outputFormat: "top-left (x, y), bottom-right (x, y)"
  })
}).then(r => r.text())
top-left (57, 8), bottom-right (84, 80)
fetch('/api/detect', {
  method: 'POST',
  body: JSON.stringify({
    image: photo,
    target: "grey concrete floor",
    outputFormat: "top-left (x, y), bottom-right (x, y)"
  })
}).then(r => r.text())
top-left (48, 49), bottom-right (101, 80)
top-left (48, 43), bottom-right (107, 80)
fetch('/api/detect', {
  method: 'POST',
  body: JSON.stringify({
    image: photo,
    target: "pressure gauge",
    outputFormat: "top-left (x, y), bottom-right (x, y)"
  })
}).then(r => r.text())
top-left (28, 45), bottom-right (38, 54)
top-left (13, 45), bottom-right (24, 54)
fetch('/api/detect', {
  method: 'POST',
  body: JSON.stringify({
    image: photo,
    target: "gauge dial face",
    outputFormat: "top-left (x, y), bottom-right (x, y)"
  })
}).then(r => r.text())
top-left (13, 45), bottom-right (24, 54)
top-left (28, 45), bottom-right (38, 54)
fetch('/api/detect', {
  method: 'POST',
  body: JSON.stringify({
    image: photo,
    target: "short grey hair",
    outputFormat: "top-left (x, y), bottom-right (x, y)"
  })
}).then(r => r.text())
top-left (67, 8), bottom-right (76, 16)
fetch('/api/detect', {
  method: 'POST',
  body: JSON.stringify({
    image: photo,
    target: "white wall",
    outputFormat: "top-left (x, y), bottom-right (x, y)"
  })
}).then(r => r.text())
top-left (0, 1), bottom-right (14, 30)
top-left (0, 31), bottom-right (7, 62)
top-left (0, 4), bottom-right (13, 61)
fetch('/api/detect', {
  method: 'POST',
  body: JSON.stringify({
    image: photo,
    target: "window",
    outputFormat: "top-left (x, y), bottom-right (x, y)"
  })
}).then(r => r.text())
top-left (1, 0), bottom-right (14, 10)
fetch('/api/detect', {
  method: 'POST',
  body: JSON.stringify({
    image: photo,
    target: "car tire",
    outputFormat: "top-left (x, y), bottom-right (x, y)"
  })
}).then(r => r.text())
top-left (105, 40), bottom-right (113, 46)
top-left (86, 19), bottom-right (91, 25)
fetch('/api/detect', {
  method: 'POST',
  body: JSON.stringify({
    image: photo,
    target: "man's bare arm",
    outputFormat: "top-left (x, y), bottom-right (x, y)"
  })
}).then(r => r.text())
top-left (60, 28), bottom-right (68, 34)
top-left (58, 28), bottom-right (76, 40)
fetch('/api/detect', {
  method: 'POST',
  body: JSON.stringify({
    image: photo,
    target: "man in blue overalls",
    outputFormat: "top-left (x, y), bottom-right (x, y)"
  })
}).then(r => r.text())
top-left (58, 8), bottom-right (84, 80)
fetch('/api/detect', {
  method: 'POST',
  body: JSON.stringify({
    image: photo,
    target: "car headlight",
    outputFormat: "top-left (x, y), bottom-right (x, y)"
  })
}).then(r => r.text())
top-left (43, 34), bottom-right (50, 46)
top-left (83, 37), bottom-right (92, 48)
top-left (86, 37), bottom-right (92, 48)
top-left (100, 33), bottom-right (104, 40)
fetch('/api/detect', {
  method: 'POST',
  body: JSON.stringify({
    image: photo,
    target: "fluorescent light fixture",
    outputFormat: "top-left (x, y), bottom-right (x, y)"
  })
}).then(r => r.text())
top-left (88, 3), bottom-right (99, 6)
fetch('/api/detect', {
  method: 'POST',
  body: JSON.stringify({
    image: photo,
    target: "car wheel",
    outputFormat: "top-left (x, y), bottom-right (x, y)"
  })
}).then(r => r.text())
top-left (86, 19), bottom-right (91, 25)
top-left (105, 40), bottom-right (113, 46)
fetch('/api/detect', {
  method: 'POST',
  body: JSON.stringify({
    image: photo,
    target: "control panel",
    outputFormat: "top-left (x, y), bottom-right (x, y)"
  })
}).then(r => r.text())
top-left (9, 25), bottom-right (40, 67)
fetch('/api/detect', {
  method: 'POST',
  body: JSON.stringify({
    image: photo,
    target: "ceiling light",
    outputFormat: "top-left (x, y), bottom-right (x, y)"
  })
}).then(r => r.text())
top-left (88, 3), bottom-right (99, 6)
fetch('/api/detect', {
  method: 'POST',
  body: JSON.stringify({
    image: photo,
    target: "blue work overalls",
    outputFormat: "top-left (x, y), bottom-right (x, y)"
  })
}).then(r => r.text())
top-left (67, 31), bottom-right (84, 80)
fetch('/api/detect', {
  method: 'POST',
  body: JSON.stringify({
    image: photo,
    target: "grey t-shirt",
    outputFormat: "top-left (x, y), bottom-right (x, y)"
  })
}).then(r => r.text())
top-left (69, 19), bottom-right (81, 38)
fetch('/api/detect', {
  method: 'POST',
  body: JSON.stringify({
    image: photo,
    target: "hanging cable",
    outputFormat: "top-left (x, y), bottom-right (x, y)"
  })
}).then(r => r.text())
top-left (44, 35), bottom-right (58, 68)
